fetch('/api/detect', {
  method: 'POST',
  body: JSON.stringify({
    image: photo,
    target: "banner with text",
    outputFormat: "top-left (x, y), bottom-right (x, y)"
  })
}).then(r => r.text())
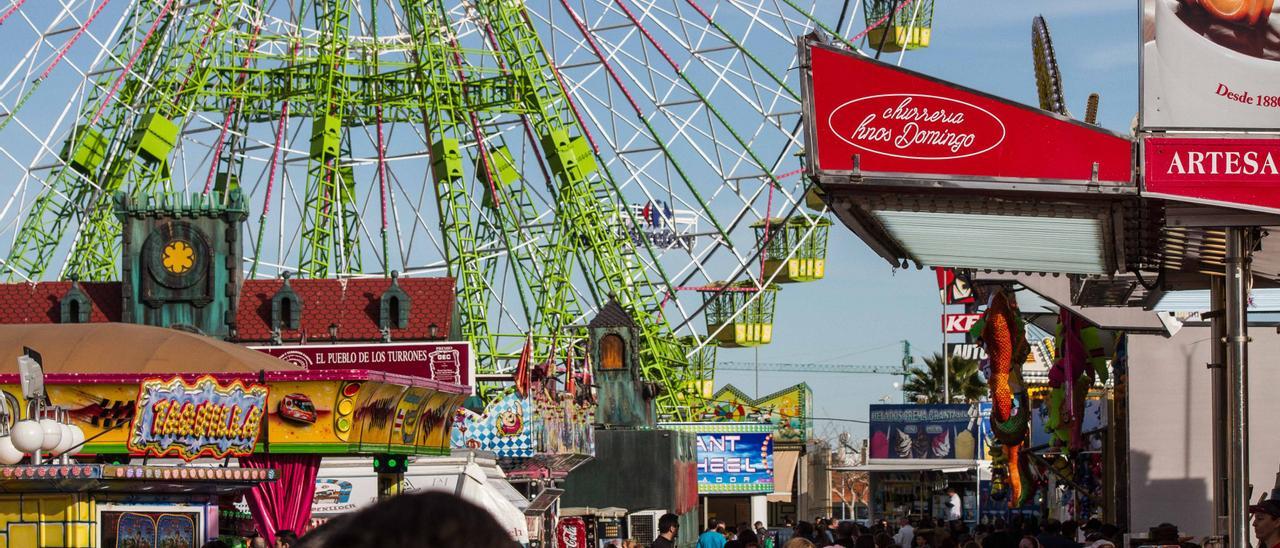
top-left (805, 42), bottom-right (1132, 185)
top-left (252, 342), bottom-right (474, 392)
top-left (664, 423), bottom-right (774, 494)
top-left (1141, 0), bottom-right (1280, 130)
top-left (1144, 137), bottom-right (1280, 214)
top-left (128, 376), bottom-right (268, 461)
top-left (869, 404), bottom-right (982, 460)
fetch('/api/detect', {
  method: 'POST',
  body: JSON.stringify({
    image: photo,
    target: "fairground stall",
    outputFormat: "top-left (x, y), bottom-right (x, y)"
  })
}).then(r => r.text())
top-left (0, 322), bottom-right (467, 547)
top-left (839, 404), bottom-right (988, 523)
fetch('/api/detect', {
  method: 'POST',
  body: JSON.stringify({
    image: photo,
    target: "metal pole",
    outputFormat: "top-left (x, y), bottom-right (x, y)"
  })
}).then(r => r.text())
top-left (943, 303), bottom-right (951, 403)
top-left (1211, 276), bottom-right (1229, 537)
top-left (1225, 227), bottom-right (1251, 548)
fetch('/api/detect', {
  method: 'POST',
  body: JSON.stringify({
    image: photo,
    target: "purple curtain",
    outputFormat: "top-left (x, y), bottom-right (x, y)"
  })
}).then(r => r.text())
top-left (240, 454), bottom-right (321, 543)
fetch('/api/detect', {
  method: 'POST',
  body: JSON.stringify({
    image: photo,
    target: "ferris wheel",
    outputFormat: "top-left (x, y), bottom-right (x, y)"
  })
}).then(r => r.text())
top-left (0, 0), bottom-right (936, 419)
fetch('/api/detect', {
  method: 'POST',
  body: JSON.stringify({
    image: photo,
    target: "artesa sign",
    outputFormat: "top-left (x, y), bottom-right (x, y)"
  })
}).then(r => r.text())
top-left (128, 376), bottom-right (268, 461)
top-left (251, 342), bottom-right (474, 392)
top-left (1144, 137), bottom-right (1280, 213)
top-left (805, 43), bottom-right (1132, 185)
top-left (943, 314), bottom-right (982, 334)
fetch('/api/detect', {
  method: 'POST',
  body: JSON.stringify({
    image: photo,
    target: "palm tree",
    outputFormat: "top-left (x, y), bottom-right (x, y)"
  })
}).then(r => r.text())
top-left (902, 353), bottom-right (987, 403)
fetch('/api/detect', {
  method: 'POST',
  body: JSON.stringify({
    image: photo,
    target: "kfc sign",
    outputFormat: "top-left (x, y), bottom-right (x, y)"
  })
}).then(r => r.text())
top-left (805, 42), bottom-right (1133, 185)
top-left (828, 94), bottom-right (1005, 160)
top-left (943, 314), bottom-right (982, 334)
top-left (1144, 137), bottom-right (1280, 214)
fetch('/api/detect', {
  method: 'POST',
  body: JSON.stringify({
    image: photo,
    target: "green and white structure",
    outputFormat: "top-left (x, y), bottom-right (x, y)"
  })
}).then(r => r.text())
top-left (0, 0), bottom-right (889, 419)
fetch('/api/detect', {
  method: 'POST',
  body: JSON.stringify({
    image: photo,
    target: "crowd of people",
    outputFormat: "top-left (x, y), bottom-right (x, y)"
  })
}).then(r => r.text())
top-left (691, 515), bottom-right (1131, 548)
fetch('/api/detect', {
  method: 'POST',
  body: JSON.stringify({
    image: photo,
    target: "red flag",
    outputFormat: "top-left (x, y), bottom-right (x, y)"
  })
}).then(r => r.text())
top-left (933, 267), bottom-right (975, 304)
top-left (565, 347), bottom-right (577, 396)
top-left (514, 335), bottom-right (532, 397)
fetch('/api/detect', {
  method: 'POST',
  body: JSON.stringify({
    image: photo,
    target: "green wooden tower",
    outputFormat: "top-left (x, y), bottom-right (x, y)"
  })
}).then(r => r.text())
top-left (116, 190), bottom-right (247, 339)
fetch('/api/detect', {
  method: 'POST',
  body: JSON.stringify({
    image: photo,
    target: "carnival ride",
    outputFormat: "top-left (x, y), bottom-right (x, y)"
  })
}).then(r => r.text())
top-left (0, 0), bottom-right (937, 419)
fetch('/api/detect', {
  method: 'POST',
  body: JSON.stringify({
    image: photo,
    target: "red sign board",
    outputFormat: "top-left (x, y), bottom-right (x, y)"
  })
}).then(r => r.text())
top-left (250, 342), bottom-right (474, 392)
top-left (1144, 137), bottom-right (1280, 214)
top-left (943, 314), bottom-right (981, 334)
top-left (806, 43), bottom-right (1133, 185)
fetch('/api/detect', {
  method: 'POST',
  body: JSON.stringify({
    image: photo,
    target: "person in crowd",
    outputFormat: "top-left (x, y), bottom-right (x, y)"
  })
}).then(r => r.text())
top-left (786, 539), bottom-right (818, 548)
top-left (728, 527), bottom-right (761, 548)
top-left (826, 521), bottom-right (856, 548)
top-left (652, 513), bottom-right (681, 548)
top-left (945, 488), bottom-right (963, 521)
top-left (1098, 524), bottom-right (1120, 546)
top-left (796, 521), bottom-right (817, 543)
top-left (757, 521), bottom-right (770, 540)
top-left (201, 541), bottom-right (230, 548)
top-left (1149, 523), bottom-right (1197, 548)
top-left (1018, 535), bottom-right (1041, 548)
top-left (1083, 529), bottom-right (1114, 548)
top-left (914, 532), bottom-right (934, 548)
top-left (817, 519), bottom-right (836, 545)
top-left (982, 519), bottom-right (1017, 548)
top-left (1060, 521), bottom-right (1082, 548)
top-left (700, 519), bottom-right (729, 548)
top-left (296, 491), bottom-right (523, 547)
top-left (1082, 520), bottom-right (1103, 542)
top-left (972, 525), bottom-right (990, 547)
top-left (963, 541), bottom-right (981, 548)
top-left (249, 534), bottom-right (269, 548)
top-left (875, 532), bottom-right (897, 548)
top-left (894, 518), bottom-right (916, 548)
top-left (274, 530), bottom-right (297, 548)
top-left (1037, 520), bottom-right (1073, 548)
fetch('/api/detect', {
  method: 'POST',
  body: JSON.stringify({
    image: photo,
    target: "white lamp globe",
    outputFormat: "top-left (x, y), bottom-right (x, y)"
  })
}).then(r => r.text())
top-left (65, 425), bottom-right (85, 456)
top-left (51, 424), bottom-right (74, 456)
top-left (11, 420), bottom-right (44, 453)
top-left (0, 436), bottom-right (22, 465)
top-left (38, 418), bottom-right (62, 452)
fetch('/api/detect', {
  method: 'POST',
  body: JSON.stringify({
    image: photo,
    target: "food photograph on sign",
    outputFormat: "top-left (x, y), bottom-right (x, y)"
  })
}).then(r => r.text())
top-left (1142, 0), bottom-right (1280, 129)
top-left (868, 404), bottom-right (982, 460)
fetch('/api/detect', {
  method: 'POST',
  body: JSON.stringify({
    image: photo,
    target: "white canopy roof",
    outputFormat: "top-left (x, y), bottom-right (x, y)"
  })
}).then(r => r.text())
top-left (243, 452), bottom-right (531, 543)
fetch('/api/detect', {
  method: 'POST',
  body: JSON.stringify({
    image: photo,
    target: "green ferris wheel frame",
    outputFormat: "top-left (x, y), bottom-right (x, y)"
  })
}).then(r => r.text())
top-left (0, 0), bottom-right (862, 419)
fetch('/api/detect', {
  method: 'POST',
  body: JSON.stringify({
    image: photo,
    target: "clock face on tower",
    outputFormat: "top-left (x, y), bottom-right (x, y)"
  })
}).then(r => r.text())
top-left (143, 222), bottom-right (210, 290)
top-left (162, 241), bottom-right (195, 274)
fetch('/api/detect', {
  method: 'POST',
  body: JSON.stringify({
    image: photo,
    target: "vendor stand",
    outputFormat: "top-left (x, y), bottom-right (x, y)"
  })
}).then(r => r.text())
top-left (0, 322), bottom-right (470, 547)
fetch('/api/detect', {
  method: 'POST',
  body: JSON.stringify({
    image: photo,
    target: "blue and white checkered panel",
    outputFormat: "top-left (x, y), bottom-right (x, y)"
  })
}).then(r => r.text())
top-left (449, 393), bottom-right (536, 458)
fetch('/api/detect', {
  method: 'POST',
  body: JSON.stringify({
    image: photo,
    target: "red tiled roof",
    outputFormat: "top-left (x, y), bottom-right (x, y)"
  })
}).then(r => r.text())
top-left (0, 277), bottom-right (454, 344)
top-left (233, 277), bottom-right (455, 343)
top-left (0, 282), bottom-right (121, 324)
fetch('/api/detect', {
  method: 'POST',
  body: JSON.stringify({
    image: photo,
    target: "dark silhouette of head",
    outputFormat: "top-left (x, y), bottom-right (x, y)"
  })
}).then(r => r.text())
top-left (296, 491), bottom-right (520, 548)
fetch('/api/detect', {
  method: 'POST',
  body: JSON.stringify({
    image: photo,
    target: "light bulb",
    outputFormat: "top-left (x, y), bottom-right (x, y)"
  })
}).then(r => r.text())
top-left (0, 436), bottom-right (21, 465)
top-left (51, 424), bottom-right (73, 456)
top-left (66, 425), bottom-right (85, 456)
top-left (39, 418), bottom-right (62, 452)
top-left (11, 420), bottom-right (43, 453)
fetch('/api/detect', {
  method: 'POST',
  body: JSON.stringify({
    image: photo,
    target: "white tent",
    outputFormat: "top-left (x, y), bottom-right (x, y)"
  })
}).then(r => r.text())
top-left (244, 451), bottom-right (531, 543)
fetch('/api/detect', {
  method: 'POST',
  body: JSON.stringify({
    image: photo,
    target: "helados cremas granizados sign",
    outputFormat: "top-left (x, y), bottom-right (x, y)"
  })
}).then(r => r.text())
top-left (127, 376), bottom-right (269, 461)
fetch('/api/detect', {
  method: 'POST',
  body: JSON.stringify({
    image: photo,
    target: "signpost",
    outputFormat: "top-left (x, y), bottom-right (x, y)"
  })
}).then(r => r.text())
top-left (943, 314), bottom-right (981, 334)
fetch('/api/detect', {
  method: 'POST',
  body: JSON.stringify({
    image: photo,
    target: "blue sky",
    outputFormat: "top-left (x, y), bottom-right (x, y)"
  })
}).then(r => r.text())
top-left (714, 0), bottom-right (1140, 443)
